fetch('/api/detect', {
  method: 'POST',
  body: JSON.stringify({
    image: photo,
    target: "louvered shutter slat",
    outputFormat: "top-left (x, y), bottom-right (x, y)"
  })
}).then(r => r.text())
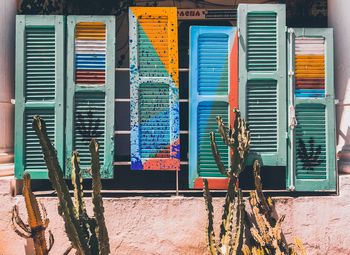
top-left (66, 16), bottom-right (115, 179)
top-left (238, 4), bottom-right (287, 166)
top-left (189, 26), bottom-right (238, 189)
top-left (129, 7), bottom-right (179, 171)
top-left (289, 28), bottom-right (336, 191)
top-left (15, 15), bottom-right (65, 179)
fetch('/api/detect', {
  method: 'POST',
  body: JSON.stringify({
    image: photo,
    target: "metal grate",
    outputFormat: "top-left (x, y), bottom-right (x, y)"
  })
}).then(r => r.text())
top-left (137, 16), bottom-right (169, 77)
top-left (198, 33), bottom-right (228, 95)
top-left (198, 101), bottom-right (228, 177)
top-left (247, 12), bottom-right (277, 72)
top-left (25, 27), bottom-right (56, 101)
top-left (75, 22), bottom-right (106, 84)
top-left (295, 37), bottom-right (325, 98)
top-left (139, 83), bottom-right (170, 158)
top-left (74, 93), bottom-right (105, 166)
top-left (246, 80), bottom-right (277, 153)
top-left (24, 109), bottom-right (55, 170)
top-left (295, 104), bottom-right (327, 179)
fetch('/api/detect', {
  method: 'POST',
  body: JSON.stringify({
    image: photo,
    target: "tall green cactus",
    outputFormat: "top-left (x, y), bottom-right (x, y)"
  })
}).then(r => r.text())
top-left (32, 116), bottom-right (110, 255)
top-left (11, 172), bottom-right (54, 255)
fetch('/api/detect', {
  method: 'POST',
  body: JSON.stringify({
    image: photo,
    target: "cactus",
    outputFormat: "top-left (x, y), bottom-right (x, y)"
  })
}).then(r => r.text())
top-left (203, 109), bottom-right (250, 255)
top-left (11, 172), bottom-right (54, 255)
top-left (204, 109), bottom-right (305, 255)
top-left (32, 116), bottom-right (110, 255)
top-left (248, 160), bottom-right (289, 254)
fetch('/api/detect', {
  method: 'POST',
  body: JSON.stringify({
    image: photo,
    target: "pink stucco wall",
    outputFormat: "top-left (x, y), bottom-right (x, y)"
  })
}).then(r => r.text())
top-left (1, 175), bottom-right (350, 255)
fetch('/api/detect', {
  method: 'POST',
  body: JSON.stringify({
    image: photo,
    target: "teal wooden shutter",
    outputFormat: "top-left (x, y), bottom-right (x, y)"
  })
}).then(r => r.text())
top-left (238, 4), bottom-right (287, 166)
top-left (66, 16), bottom-right (115, 178)
top-left (15, 15), bottom-right (65, 179)
top-left (288, 28), bottom-right (336, 191)
top-left (189, 26), bottom-right (236, 188)
top-left (129, 7), bottom-right (180, 171)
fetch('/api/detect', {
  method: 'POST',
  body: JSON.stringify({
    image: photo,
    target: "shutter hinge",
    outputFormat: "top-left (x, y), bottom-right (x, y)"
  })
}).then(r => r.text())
top-left (285, 132), bottom-right (288, 139)
top-left (287, 27), bottom-right (295, 34)
top-left (11, 99), bottom-right (15, 105)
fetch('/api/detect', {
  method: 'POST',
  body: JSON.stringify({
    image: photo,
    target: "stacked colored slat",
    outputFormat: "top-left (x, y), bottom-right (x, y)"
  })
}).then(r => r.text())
top-left (75, 22), bottom-right (106, 84)
top-left (295, 37), bottom-right (325, 97)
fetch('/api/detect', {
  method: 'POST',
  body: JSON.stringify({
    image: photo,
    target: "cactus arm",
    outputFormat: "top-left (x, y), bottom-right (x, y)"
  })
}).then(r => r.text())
top-left (22, 172), bottom-right (49, 255)
top-left (216, 116), bottom-right (231, 146)
top-left (203, 179), bottom-right (218, 255)
top-left (252, 160), bottom-right (271, 216)
top-left (210, 132), bottom-right (229, 176)
top-left (218, 176), bottom-right (236, 253)
top-left (23, 172), bottom-right (44, 228)
top-left (90, 139), bottom-right (110, 255)
top-left (71, 152), bottom-right (86, 217)
top-left (32, 116), bottom-right (91, 255)
top-left (231, 189), bottom-right (245, 254)
top-left (11, 206), bottom-right (31, 238)
top-left (48, 230), bottom-right (54, 252)
top-left (63, 246), bottom-right (73, 255)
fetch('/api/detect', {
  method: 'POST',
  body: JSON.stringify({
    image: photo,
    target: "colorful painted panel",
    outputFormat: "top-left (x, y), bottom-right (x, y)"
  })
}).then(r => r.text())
top-left (75, 22), bottom-right (106, 84)
top-left (129, 7), bottom-right (179, 171)
top-left (295, 37), bottom-right (325, 98)
top-left (189, 26), bottom-right (238, 189)
top-left (66, 16), bottom-right (115, 179)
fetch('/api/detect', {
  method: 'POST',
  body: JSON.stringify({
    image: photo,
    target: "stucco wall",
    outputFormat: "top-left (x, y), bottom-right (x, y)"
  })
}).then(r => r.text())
top-left (1, 175), bottom-right (350, 255)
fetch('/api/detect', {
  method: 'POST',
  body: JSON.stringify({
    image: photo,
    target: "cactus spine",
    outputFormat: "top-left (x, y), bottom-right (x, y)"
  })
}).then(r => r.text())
top-left (32, 116), bottom-right (110, 254)
top-left (11, 172), bottom-right (54, 255)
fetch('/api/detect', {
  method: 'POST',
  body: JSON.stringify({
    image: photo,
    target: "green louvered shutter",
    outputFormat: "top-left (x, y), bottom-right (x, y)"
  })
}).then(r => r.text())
top-left (288, 28), bottom-right (336, 191)
top-left (66, 16), bottom-right (115, 178)
top-left (15, 15), bottom-right (65, 179)
top-left (238, 4), bottom-right (287, 166)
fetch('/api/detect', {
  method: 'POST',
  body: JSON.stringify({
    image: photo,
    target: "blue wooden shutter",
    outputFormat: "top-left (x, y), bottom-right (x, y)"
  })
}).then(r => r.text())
top-left (189, 26), bottom-right (236, 188)
top-left (238, 4), bottom-right (287, 166)
top-left (15, 15), bottom-right (65, 179)
top-left (66, 16), bottom-right (115, 178)
top-left (288, 28), bottom-right (336, 191)
top-left (129, 7), bottom-right (180, 171)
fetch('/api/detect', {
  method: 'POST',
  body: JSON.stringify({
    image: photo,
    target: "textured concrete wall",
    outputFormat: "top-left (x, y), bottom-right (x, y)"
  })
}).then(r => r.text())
top-left (1, 175), bottom-right (350, 255)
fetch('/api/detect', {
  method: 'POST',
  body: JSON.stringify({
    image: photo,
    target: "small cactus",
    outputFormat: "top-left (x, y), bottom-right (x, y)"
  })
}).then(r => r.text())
top-left (32, 116), bottom-right (110, 255)
top-left (11, 172), bottom-right (54, 255)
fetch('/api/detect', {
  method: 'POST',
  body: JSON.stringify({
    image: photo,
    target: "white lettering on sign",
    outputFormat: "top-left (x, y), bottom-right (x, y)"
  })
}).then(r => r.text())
top-left (177, 9), bottom-right (206, 20)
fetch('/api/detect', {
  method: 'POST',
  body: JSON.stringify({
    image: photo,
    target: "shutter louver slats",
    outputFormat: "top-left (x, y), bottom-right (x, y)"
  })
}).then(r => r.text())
top-left (295, 104), bottom-right (327, 180)
top-left (15, 15), bottom-right (65, 179)
top-left (198, 102), bottom-right (229, 177)
top-left (295, 37), bottom-right (325, 98)
top-left (289, 28), bottom-right (336, 192)
top-left (129, 7), bottom-right (179, 171)
top-left (75, 22), bottom-right (106, 84)
top-left (24, 109), bottom-right (55, 170)
top-left (189, 26), bottom-right (238, 189)
top-left (238, 4), bottom-right (287, 166)
top-left (25, 27), bottom-right (56, 101)
top-left (66, 16), bottom-right (115, 179)
top-left (246, 80), bottom-right (278, 153)
top-left (247, 12), bottom-right (277, 72)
